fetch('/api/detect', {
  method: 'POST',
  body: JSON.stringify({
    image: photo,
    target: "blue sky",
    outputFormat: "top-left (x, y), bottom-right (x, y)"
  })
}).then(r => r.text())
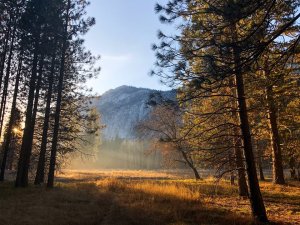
top-left (84, 0), bottom-right (173, 95)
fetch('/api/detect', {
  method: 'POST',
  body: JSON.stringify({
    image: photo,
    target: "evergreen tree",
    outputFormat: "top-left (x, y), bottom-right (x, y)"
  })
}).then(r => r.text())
top-left (153, 0), bottom-right (300, 222)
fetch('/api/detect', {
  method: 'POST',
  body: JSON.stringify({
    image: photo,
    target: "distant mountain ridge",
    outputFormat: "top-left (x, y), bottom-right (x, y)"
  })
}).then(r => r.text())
top-left (92, 85), bottom-right (176, 140)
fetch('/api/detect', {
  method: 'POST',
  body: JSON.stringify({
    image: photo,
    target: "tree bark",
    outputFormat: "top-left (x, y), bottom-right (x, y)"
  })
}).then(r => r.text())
top-left (23, 54), bottom-right (45, 163)
top-left (35, 49), bottom-right (56, 185)
top-left (47, 0), bottom-right (71, 188)
top-left (256, 142), bottom-right (265, 181)
top-left (233, 134), bottom-right (249, 197)
top-left (15, 38), bottom-right (40, 187)
top-left (180, 149), bottom-right (201, 180)
top-left (192, 166), bottom-right (201, 180)
top-left (228, 149), bottom-right (235, 185)
top-left (265, 85), bottom-right (285, 184)
top-left (0, 20), bottom-right (17, 137)
top-left (230, 78), bottom-right (249, 197)
top-left (0, 18), bottom-right (11, 94)
top-left (233, 46), bottom-right (268, 223)
top-left (0, 50), bottom-right (23, 181)
top-left (289, 157), bottom-right (296, 180)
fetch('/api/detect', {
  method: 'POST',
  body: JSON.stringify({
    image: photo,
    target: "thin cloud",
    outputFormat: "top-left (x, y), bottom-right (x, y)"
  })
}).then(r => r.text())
top-left (102, 53), bottom-right (133, 61)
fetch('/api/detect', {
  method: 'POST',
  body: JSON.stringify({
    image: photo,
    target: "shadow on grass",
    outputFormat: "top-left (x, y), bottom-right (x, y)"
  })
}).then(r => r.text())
top-left (100, 184), bottom-right (253, 225)
top-left (1, 178), bottom-right (296, 225)
top-left (262, 190), bottom-right (300, 207)
top-left (0, 181), bottom-right (112, 225)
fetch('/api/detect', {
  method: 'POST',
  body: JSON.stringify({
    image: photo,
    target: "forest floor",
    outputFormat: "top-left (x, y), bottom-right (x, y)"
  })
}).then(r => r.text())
top-left (0, 170), bottom-right (299, 225)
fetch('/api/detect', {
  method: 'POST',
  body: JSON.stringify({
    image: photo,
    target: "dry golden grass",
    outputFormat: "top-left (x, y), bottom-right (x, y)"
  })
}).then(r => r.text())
top-left (94, 177), bottom-right (300, 225)
top-left (0, 181), bottom-right (112, 225)
top-left (0, 170), bottom-right (299, 225)
top-left (58, 169), bottom-right (190, 181)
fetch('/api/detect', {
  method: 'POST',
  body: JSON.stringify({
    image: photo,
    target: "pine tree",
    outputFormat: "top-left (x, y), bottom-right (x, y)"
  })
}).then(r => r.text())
top-left (153, 0), bottom-right (300, 222)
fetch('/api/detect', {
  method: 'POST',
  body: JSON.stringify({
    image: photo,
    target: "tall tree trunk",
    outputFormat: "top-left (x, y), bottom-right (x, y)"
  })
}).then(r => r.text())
top-left (0, 19), bottom-right (11, 94)
top-left (234, 137), bottom-right (249, 197)
top-left (24, 54), bottom-right (45, 159)
top-left (15, 38), bottom-right (40, 187)
top-left (256, 141), bottom-right (265, 181)
top-left (228, 149), bottom-right (235, 185)
top-left (258, 157), bottom-right (265, 181)
top-left (265, 85), bottom-right (285, 184)
top-left (289, 157), bottom-right (296, 180)
top-left (233, 47), bottom-right (268, 223)
top-left (0, 20), bottom-right (17, 137)
top-left (35, 49), bottom-right (56, 185)
top-left (230, 78), bottom-right (249, 197)
top-left (47, 0), bottom-right (71, 188)
top-left (0, 50), bottom-right (23, 181)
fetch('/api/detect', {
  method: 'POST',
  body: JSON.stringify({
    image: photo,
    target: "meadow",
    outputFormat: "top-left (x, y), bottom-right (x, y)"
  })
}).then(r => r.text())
top-left (0, 170), bottom-right (299, 225)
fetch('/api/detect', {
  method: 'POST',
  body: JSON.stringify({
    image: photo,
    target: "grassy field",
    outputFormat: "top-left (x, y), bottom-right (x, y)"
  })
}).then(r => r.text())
top-left (0, 170), bottom-right (299, 225)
